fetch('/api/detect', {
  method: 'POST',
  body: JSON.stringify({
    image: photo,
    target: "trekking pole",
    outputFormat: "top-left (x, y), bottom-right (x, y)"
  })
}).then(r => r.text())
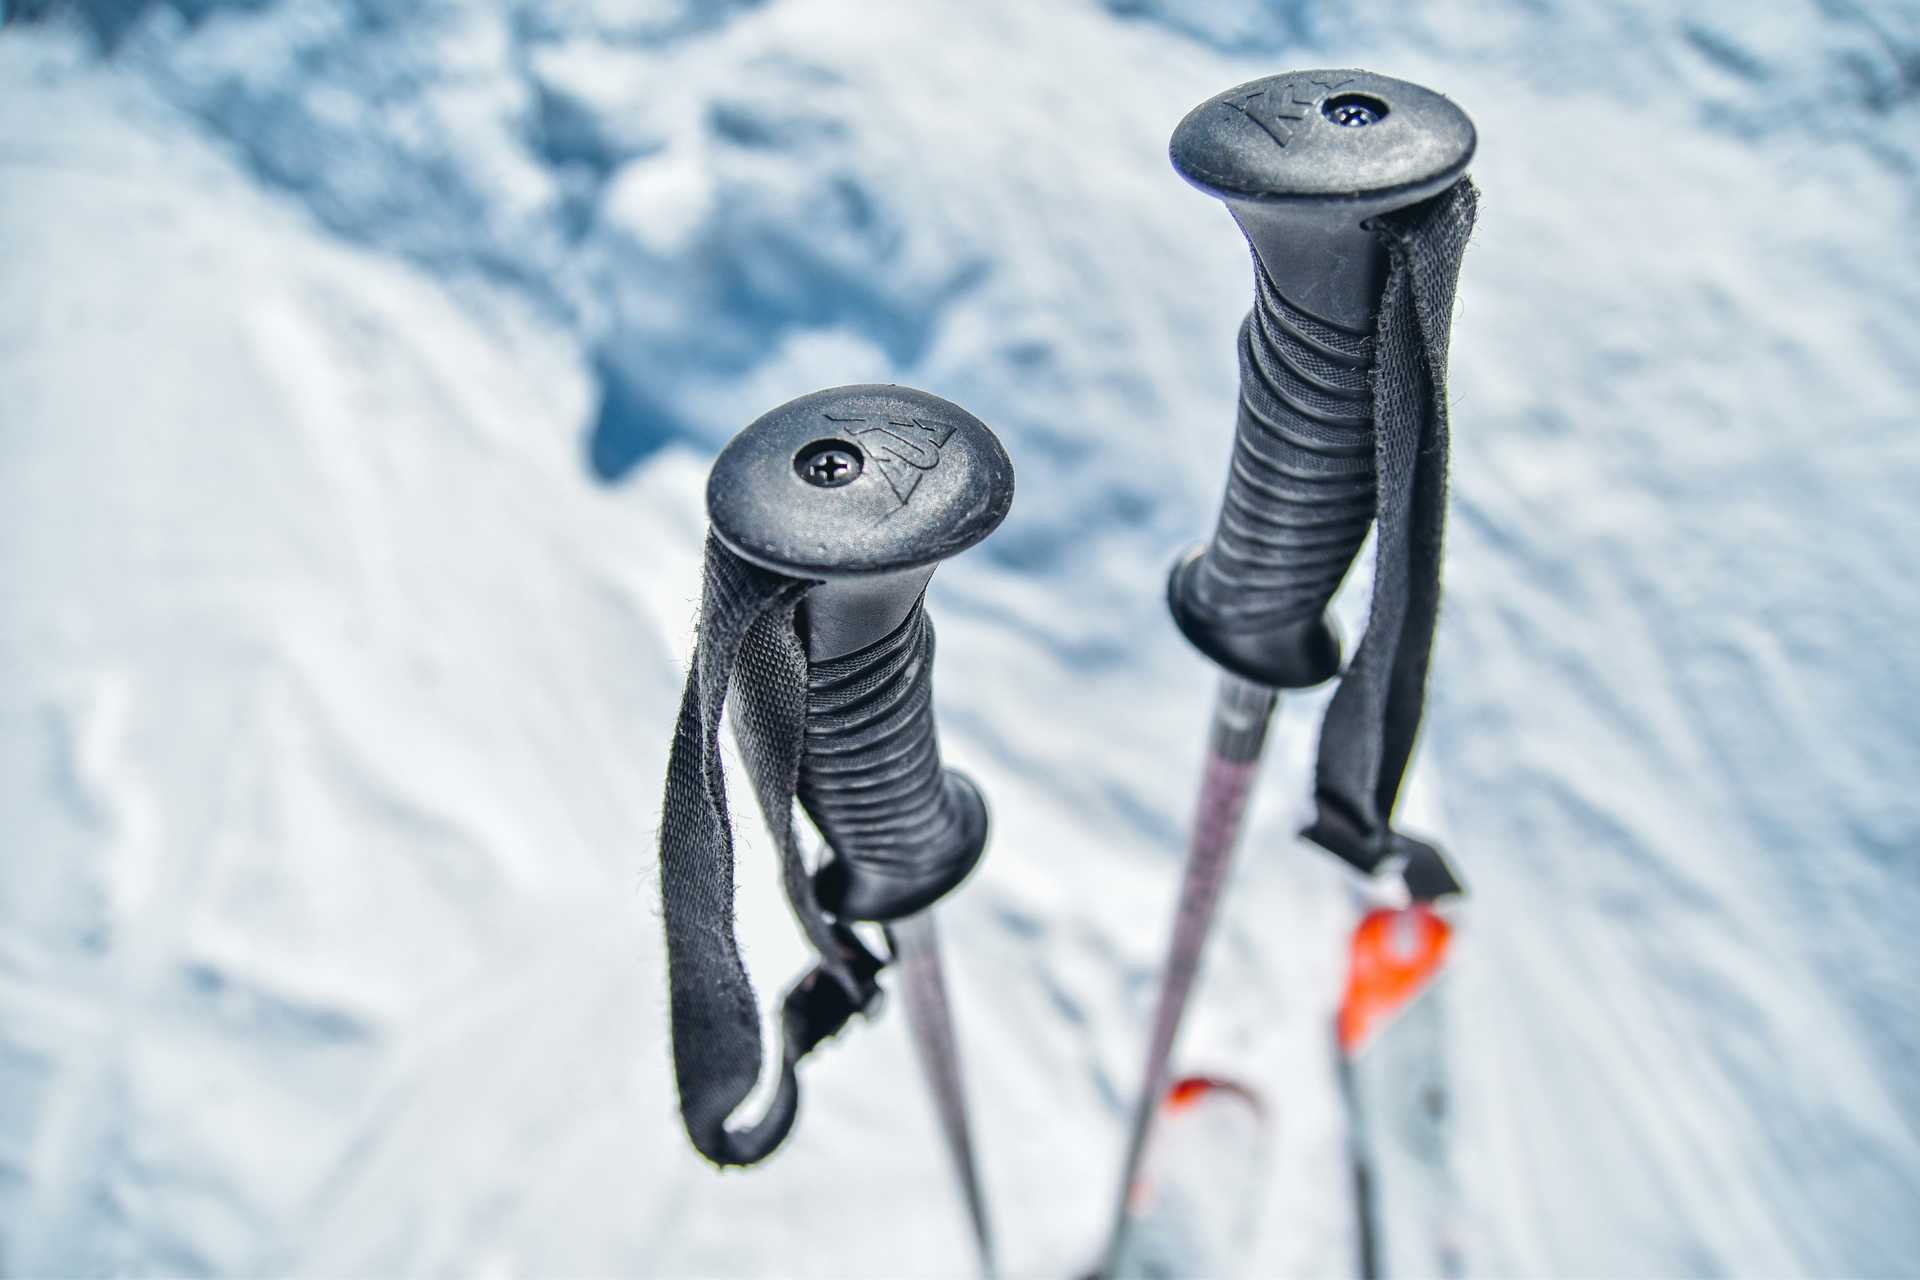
top-left (1101, 71), bottom-right (1478, 1274)
top-left (659, 386), bottom-right (1013, 1276)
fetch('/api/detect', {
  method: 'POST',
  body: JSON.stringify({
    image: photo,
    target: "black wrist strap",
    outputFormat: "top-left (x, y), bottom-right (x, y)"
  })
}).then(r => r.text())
top-left (1304, 179), bottom-right (1478, 902)
top-left (657, 534), bottom-right (885, 1167)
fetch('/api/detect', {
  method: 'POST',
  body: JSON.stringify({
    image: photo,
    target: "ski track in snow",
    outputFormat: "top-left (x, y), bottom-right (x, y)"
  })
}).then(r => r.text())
top-left (2, 0), bottom-right (1917, 1275)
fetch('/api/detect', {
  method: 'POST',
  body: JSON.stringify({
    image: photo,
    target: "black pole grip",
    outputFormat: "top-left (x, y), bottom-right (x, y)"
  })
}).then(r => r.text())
top-left (1165, 71), bottom-right (1476, 689)
top-left (707, 385), bottom-right (1014, 922)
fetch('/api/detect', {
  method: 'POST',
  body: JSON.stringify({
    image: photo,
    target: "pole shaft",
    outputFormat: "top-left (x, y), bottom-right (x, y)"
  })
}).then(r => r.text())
top-left (1337, 1049), bottom-right (1382, 1280)
top-left (1101, 674), bottom-right (1278, 1274)
top-left (889, 912), bottom-right (997, 1277)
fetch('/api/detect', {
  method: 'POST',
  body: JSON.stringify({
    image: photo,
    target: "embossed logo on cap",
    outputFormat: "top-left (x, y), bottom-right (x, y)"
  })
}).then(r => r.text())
top-left (1226, 76), bottom-right (1356, 150)
top-left (823, 411), bottom-right (957, 505)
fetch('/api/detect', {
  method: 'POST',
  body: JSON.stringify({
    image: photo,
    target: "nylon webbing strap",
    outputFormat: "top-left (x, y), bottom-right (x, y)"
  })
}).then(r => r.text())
top-left (658, 533), bottom-right (885, 1167)
top-left (1304, 179), bottom-right (1478, 903)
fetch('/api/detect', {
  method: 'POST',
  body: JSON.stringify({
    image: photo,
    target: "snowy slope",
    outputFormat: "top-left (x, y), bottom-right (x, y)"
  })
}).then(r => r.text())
top-left (3, 1), bottom-right (1917, 1275)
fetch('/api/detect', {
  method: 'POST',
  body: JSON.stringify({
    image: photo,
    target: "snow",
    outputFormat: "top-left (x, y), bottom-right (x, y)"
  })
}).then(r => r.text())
top-left (2, 0), bottom-right (1917, 1275)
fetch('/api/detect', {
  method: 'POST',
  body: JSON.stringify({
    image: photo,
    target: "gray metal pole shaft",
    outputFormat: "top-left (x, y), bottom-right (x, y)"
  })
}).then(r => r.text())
top-left (1101, 674), bottom-right (1278, 1275)
top-left (888, 912), bottom-right (997, 1278)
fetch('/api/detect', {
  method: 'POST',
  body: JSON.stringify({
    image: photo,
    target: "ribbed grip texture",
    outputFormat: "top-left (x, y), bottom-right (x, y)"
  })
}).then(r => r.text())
top-left (1187, 256), bottom-right (1378, 629)
top-left (798, 598), bottom-right (970, 906)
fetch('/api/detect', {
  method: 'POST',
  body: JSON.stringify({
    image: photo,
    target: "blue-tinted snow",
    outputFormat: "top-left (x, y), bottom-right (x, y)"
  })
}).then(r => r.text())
top-left (2, 0), bottom-right (1916, 1274)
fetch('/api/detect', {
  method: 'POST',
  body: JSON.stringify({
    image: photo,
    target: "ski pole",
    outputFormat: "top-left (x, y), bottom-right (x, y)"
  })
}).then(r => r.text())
top-left (660, 386), bottom-right (1013, 1275)
top-left (1334, 900), bottom-right (1459, 1278)
top-left (1101, 70), bottom-right (1477, 1274)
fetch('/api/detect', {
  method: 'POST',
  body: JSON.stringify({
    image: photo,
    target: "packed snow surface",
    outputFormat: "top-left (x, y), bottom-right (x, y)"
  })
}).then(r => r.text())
top-left (2, 0), bottom-right (1917, 1274)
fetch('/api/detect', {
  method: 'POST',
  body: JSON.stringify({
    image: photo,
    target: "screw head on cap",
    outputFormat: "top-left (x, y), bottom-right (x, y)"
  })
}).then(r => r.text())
top-left (1170, 70), bottom-right (1475, 210)
top-left (795, 441), bottom-right (864, 488)
top-left (707, 385), bottom-right (1015, 580)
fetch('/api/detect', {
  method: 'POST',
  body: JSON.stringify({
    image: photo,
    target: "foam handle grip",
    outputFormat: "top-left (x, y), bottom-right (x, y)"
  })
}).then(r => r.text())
top-left (798, 594), bottom-right (988, 922)
top-left (1171, 258), bottom-right (1376, 687)
top-left (1164, 70), bottom-right (1476, 689)
top-left (706, 385), bottom-right (1015, 922)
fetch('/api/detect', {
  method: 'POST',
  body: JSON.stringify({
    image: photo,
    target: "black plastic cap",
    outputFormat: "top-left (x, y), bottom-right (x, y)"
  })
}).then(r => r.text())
top-left (707, 385), bottom-right (1015, 581)
top-left (1170, 70), bottom-right (1475, 210)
